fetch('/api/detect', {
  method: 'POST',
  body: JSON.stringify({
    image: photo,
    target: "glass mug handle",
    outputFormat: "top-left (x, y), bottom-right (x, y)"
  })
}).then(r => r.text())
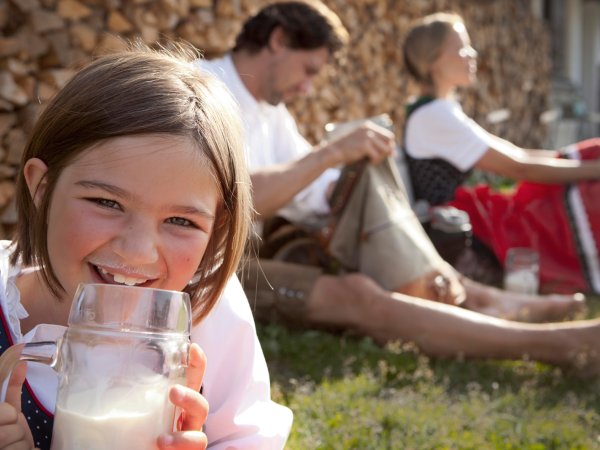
top-left (0, 341), bottom-right (58, 402)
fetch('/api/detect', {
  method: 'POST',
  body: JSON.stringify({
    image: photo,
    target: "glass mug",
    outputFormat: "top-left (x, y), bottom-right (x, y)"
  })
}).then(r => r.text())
top-left (503, 247), bottom-right (540, 295)
top-left (0, 283), bottom-right (191, 450)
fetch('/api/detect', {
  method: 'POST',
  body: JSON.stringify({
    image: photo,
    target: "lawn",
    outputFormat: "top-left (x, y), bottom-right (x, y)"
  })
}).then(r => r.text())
top-left (258, 298), bottom-right (600, 450)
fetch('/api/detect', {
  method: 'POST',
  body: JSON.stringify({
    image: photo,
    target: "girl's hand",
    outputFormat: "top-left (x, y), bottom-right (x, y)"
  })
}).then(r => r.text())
top-left (0, 362), bottom-right (37, 449)
top-left (157, 343), bottom-right (208, 450)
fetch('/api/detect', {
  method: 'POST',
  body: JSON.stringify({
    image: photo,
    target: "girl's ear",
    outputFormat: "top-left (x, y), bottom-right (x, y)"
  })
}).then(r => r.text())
top-left (23, 158), bottom-right (49, 208)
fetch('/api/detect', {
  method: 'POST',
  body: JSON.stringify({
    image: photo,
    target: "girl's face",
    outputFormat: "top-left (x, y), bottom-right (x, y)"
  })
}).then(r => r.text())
top-left (430, 23), bottom-right (478, 95)
top-left (25, 134), bottom-right (219, 302)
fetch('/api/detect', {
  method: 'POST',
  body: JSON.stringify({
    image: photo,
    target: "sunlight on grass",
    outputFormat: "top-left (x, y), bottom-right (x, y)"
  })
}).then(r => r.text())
top-left (259, 298), bottom-right (600, 449)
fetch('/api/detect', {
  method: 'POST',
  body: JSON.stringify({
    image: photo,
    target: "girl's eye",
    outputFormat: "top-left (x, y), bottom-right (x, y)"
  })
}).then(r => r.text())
top-left (89, 198), bottom-right (121, 210)
top-left (166, 217), bottom-right (198, 228)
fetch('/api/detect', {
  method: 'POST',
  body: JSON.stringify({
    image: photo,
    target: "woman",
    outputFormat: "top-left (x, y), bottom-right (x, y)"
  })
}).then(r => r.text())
top-left (402, 12), bottom-right (600, 294)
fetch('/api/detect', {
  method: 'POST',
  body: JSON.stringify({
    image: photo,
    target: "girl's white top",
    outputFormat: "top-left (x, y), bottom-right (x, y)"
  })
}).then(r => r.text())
top-left (0, 240), bottom-right (292, 449)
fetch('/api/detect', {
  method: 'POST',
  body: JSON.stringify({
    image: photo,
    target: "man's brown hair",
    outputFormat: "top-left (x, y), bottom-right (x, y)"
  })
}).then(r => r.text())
top-left (234, 0), bottom-right (349, 55)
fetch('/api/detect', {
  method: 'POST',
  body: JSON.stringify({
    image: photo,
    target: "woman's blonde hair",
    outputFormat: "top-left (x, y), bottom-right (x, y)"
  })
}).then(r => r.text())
top-left (12, 42), bottom-right (252, 324)
top-left (402, 12), bottom-right (465, 89)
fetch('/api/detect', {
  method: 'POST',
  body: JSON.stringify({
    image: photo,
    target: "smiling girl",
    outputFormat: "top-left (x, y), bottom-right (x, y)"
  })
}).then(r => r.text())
top-left (0, 44), bottom-right (291, 449)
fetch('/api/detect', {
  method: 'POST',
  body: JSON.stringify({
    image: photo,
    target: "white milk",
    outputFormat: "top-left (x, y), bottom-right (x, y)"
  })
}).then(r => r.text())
top-left (504, 269), bottom-right (539, 295)
top-left (50, 383), bottom-right (174, 450)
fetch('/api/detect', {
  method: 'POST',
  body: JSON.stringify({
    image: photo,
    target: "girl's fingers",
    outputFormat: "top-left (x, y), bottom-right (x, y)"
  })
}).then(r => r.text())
top-left (170, 384), bottom-right (209, 432)
top-left (185, 343), bottom-right (206, 393)
top-left (0, 403), bottom-right (34, 449)
top-left (0, 402), bottom-right (20, 426)
top-left (169, 343), bottom-right (209, 433)
top-left (0, 423), bottom-right (30, 448)
top-left (156, 431), bottom-right (208, 450)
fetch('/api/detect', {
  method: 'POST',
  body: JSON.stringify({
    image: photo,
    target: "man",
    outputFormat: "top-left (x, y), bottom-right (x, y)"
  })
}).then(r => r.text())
top-left (194, 1), bottom-right (600, 375)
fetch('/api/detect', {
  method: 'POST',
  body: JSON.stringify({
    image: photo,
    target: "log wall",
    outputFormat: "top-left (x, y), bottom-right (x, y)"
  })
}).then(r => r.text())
top-left (0, 0), bottom-right (550, 236)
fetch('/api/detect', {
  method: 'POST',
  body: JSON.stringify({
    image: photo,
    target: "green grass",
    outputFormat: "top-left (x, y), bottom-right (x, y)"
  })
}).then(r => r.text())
top-left (258, 298), bottom-right (600, 449)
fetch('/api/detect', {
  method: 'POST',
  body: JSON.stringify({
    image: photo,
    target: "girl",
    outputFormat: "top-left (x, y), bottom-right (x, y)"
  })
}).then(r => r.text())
top-left (0, 44), bottom-right (292, 449)
top-left (402, 12), bottom-right (600, 294)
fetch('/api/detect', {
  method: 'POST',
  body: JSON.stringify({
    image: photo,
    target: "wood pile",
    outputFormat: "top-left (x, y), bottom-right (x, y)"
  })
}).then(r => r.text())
top-left (0, 0), bottom-right (550, 237)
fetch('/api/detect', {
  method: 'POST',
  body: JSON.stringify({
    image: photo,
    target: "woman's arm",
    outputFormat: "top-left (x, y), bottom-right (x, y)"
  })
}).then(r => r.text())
top-left (475, 133), bottom-right (600, 183)
top-left (489, 134), bottom-right (559, 158)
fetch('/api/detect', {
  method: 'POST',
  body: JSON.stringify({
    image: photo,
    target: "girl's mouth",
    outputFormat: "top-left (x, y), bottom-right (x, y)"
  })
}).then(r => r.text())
top-left (91, 264), bottom-right (154, 287)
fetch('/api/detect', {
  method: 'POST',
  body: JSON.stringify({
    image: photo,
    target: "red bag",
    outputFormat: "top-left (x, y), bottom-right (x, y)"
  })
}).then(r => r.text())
top-left (450, 138), bottom-right (600, 294)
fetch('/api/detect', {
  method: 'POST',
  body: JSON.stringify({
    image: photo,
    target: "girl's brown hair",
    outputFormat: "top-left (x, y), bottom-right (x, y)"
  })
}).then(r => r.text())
top-left (12, 43), bottom-right (252, 324)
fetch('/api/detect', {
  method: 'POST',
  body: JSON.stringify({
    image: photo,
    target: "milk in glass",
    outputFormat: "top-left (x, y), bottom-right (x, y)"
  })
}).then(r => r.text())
top-left (504, 269), bottom-right (539, 295)
top-left (503, 248), bottom-right (540, 295)
top-left (2, 285), bottom-right (192, 450)
top-left (50, 381), bottom-right (175, 450)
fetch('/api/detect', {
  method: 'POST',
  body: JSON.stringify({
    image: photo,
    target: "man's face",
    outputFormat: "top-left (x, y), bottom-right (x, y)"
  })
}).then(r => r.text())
top-left (261, 46), bottom-right (330, 105)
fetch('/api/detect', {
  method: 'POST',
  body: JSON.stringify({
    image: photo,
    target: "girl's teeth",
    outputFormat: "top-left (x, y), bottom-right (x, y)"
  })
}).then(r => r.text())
top-left (113, 273), bottom-right (146, 286)
top-left (97, 267), bottom-right (147, 286)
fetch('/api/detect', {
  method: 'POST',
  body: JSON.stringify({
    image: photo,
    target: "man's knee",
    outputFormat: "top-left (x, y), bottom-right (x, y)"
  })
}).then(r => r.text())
top-left (311, 272), bottom-right (386, 311)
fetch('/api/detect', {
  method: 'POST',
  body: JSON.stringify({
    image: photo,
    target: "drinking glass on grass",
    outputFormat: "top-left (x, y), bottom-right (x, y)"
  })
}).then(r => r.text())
top-left (503, 248), bottom-right (540, 295)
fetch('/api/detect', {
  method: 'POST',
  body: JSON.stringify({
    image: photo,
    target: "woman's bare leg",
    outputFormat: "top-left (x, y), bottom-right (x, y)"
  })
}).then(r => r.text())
top-left (460, 276), bottom-right (586, 322)
top-left (306, 273), bottom-right (600, 375)
top-left (392, 263), bottom-right (585, 322)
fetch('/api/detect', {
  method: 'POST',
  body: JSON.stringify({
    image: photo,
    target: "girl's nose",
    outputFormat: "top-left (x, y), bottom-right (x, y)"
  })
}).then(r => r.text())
top-left (113, 220), bottom-right (159, 265)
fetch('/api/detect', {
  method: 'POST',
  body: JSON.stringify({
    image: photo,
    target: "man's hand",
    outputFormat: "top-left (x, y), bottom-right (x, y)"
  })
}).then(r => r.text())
top-left (0, 362), bottom-right (37, 449)
top-left (326, 121), bottom-right (396, 166)
top-left (157, 343), bottom-right (208, 450)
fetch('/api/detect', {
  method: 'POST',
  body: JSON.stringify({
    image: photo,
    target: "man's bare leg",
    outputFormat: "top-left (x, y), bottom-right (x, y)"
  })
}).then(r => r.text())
top-left (306, 273), bottom-right (600, 375)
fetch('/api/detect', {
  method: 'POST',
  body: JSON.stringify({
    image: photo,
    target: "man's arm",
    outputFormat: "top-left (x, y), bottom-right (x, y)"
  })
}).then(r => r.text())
top-left (251, 123), bottom-right (396, 219)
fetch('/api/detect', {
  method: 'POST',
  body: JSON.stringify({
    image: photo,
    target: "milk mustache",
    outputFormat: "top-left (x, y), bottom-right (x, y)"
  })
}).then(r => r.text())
top-left (50, 380), bottom-right (175, 450)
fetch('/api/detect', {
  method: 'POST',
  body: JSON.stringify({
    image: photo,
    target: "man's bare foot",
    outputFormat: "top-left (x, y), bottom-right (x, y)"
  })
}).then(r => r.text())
top-left (461, 277), bottom-right (586, 322)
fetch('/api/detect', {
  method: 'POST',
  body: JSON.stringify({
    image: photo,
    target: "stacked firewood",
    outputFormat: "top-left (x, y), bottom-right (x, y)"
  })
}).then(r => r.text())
top-left (0, 0), bottom-right (550, 237)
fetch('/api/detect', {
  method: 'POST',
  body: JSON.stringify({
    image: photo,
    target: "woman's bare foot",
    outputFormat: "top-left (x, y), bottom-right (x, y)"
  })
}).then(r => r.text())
top-left (558, 319), bottom-right (600, 378)
top-left (461, 277), bottom-right (586, 322)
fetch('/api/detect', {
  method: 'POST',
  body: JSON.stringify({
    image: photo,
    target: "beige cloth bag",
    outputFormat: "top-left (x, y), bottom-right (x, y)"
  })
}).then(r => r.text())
top-left (327, 157), bottom-right (445, 291)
